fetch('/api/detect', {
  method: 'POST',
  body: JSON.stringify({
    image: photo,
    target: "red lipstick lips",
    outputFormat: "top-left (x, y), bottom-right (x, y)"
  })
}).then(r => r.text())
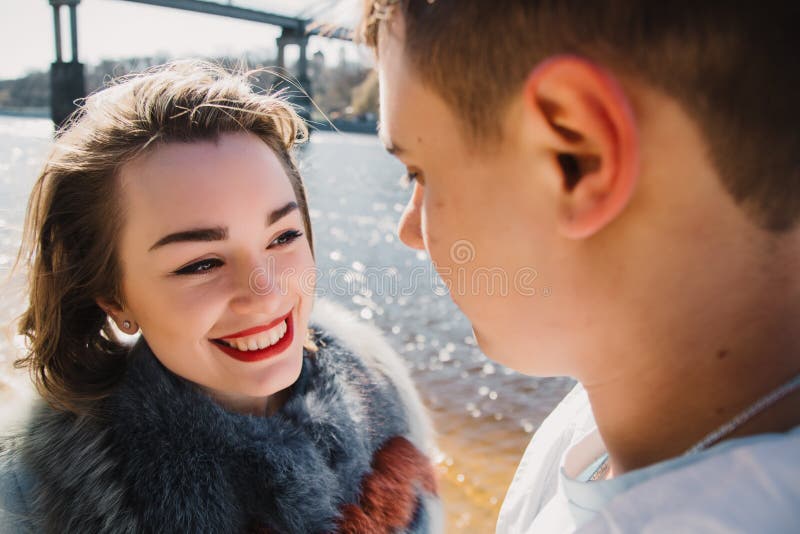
top-left (218, 313), bottom-right (290, 340)
top-left (211, 312), bottom-right (294, 363)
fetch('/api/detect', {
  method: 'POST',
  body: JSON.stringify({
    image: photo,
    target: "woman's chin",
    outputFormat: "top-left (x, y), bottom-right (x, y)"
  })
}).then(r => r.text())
top-left (228, 346), bottom-right (305, 399)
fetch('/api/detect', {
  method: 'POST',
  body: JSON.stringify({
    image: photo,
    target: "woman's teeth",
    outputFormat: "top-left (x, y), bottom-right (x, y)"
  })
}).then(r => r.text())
top-left (220, 320), bottom-right (288, 351)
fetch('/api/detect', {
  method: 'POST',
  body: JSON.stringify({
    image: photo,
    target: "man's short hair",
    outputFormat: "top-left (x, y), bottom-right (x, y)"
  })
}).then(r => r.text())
top-left (360, 1), bottom-right (799, 232)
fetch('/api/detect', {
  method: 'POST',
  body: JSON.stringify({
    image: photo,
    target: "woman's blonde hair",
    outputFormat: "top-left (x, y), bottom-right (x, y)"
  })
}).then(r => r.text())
top-left (16, 60), bottom-right (313, 415)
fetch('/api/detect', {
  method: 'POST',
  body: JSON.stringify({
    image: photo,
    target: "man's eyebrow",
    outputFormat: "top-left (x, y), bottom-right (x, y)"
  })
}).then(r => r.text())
top-left (385, 143), bottom-right (405, 156)
top-left (378, 125), bottom-right (405, 156)
top-left (268, 201), bottom-right (299, 225)
top-left (149, 227), bottom-right (227, 251)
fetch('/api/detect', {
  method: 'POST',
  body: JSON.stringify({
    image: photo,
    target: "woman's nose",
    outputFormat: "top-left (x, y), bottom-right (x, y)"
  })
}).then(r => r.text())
top-left (228, 258), bottom-right (284, 316)
top-left (398, 182), bottom-right (425, 250)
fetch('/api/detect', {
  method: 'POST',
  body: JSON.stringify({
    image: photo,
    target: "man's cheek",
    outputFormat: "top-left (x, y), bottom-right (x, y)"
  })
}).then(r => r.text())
top-left (420, 200), bottom-right (453, 250)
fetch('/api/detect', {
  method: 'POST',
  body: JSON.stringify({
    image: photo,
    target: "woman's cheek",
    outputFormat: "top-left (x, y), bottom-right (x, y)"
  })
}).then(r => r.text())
top-left (173, 275), bottom-right (228, 309)
top-left (282, 247), bottom-right (316, 292)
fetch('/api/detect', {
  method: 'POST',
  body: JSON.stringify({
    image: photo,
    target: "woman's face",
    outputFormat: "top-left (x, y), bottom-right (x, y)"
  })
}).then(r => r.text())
top-left (112, 132), bottom-right (315, 408)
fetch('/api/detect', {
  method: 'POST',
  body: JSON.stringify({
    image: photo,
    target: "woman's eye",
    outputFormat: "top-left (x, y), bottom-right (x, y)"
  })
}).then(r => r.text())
top-left (270, 229), bottom-right (303, 248)
top-left (173, 258), bottom-right (223, 275)
top-left (171, 232), bottom-right (302, 275)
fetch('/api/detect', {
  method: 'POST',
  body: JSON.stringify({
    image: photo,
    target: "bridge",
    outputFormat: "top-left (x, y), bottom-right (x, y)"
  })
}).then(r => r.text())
top-left (48, 0), bottom-right (356, 125)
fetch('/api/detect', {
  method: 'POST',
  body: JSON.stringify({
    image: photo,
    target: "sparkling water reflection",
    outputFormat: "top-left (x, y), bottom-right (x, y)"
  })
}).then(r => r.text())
top-left (0, 117), bottom-right (575, 532)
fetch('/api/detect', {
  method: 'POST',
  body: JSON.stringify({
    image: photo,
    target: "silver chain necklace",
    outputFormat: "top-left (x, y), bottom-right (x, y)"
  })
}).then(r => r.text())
top-left (590, 371), bottom-right (800, 482)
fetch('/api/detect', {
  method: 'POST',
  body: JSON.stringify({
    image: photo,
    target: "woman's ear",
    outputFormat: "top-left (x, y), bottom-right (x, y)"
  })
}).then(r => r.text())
top-left (96, 297), bottom-right (138, 334)
top-left (524, 55), bottom-right (640, 239)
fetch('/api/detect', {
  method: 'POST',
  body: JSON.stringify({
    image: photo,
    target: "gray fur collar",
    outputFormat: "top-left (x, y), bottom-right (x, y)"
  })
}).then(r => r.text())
top-left (18, 329), bottom-right (412, 533)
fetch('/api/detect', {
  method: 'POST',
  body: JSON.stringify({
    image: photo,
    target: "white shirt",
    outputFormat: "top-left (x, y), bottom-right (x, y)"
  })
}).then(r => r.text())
top-left (497, 384), bottom-right (800, 533)
top-left (497, 383), bottom-right (595, 533)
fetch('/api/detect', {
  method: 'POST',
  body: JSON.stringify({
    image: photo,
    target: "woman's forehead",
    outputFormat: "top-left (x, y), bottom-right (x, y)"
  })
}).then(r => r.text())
top-left (117, 134), bottom-right (299, 242)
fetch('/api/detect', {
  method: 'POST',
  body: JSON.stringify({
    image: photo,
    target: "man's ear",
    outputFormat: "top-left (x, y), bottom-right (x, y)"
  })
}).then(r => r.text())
top-left (524, 55), bottom-right (639, 239)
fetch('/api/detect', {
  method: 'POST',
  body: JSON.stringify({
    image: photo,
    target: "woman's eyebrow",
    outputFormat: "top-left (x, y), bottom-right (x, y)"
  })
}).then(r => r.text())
top-left (149, 227), bottom-right (228, 251)
top-left (268, 201), bottom-right (298, 225)
top-left (148, 202), bottom-right (299, 252)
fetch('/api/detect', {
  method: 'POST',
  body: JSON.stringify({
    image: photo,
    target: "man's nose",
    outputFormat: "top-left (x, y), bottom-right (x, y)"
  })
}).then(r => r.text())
top-left (398, 182), bottom-right (425, 250)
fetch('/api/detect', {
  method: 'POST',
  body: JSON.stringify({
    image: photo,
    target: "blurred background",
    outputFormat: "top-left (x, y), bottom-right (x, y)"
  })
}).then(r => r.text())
top-left (0, 1), bottom-right (575, 531)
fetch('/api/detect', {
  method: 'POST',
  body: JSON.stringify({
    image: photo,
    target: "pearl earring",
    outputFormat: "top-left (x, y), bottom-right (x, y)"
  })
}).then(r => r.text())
top-left (123, 320), bottom-right (132, 330)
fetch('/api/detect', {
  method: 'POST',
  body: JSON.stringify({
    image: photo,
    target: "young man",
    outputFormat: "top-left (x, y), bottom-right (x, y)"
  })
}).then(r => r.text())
top-left (359, 1), bottom-right (800, 532)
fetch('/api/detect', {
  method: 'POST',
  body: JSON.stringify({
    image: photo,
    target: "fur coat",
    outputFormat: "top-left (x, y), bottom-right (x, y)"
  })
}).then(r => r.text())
top-left (0, 300), bottom-right (441, 533)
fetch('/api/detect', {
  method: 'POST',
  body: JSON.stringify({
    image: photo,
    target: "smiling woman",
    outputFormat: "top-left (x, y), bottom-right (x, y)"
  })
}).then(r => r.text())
top-left (0, 61), bottom-right (441, 533)
top-left (105, 132), bottom-right (317, 414)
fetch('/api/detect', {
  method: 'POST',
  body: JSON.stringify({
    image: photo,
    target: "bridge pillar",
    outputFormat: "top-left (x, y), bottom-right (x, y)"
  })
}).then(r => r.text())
top-left (50, 0), bottom-right (85, 128)
top-left (296, 39), bottom-right (309, 93)
top-left (276, 27), bottom-right (312, 123)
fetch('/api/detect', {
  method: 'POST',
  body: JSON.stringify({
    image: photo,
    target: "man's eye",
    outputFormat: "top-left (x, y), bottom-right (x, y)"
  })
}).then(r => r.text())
top-left (400, 171), bottom-right (421, 187)
top-left (270, 230), bottom-right (303, 247)
top-left (174, 258), bottom-right (223, 275)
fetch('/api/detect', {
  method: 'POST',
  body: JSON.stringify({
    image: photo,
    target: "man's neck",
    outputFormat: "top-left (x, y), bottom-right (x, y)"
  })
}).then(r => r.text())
top-left (582, 326), bottom-right (800, 476)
